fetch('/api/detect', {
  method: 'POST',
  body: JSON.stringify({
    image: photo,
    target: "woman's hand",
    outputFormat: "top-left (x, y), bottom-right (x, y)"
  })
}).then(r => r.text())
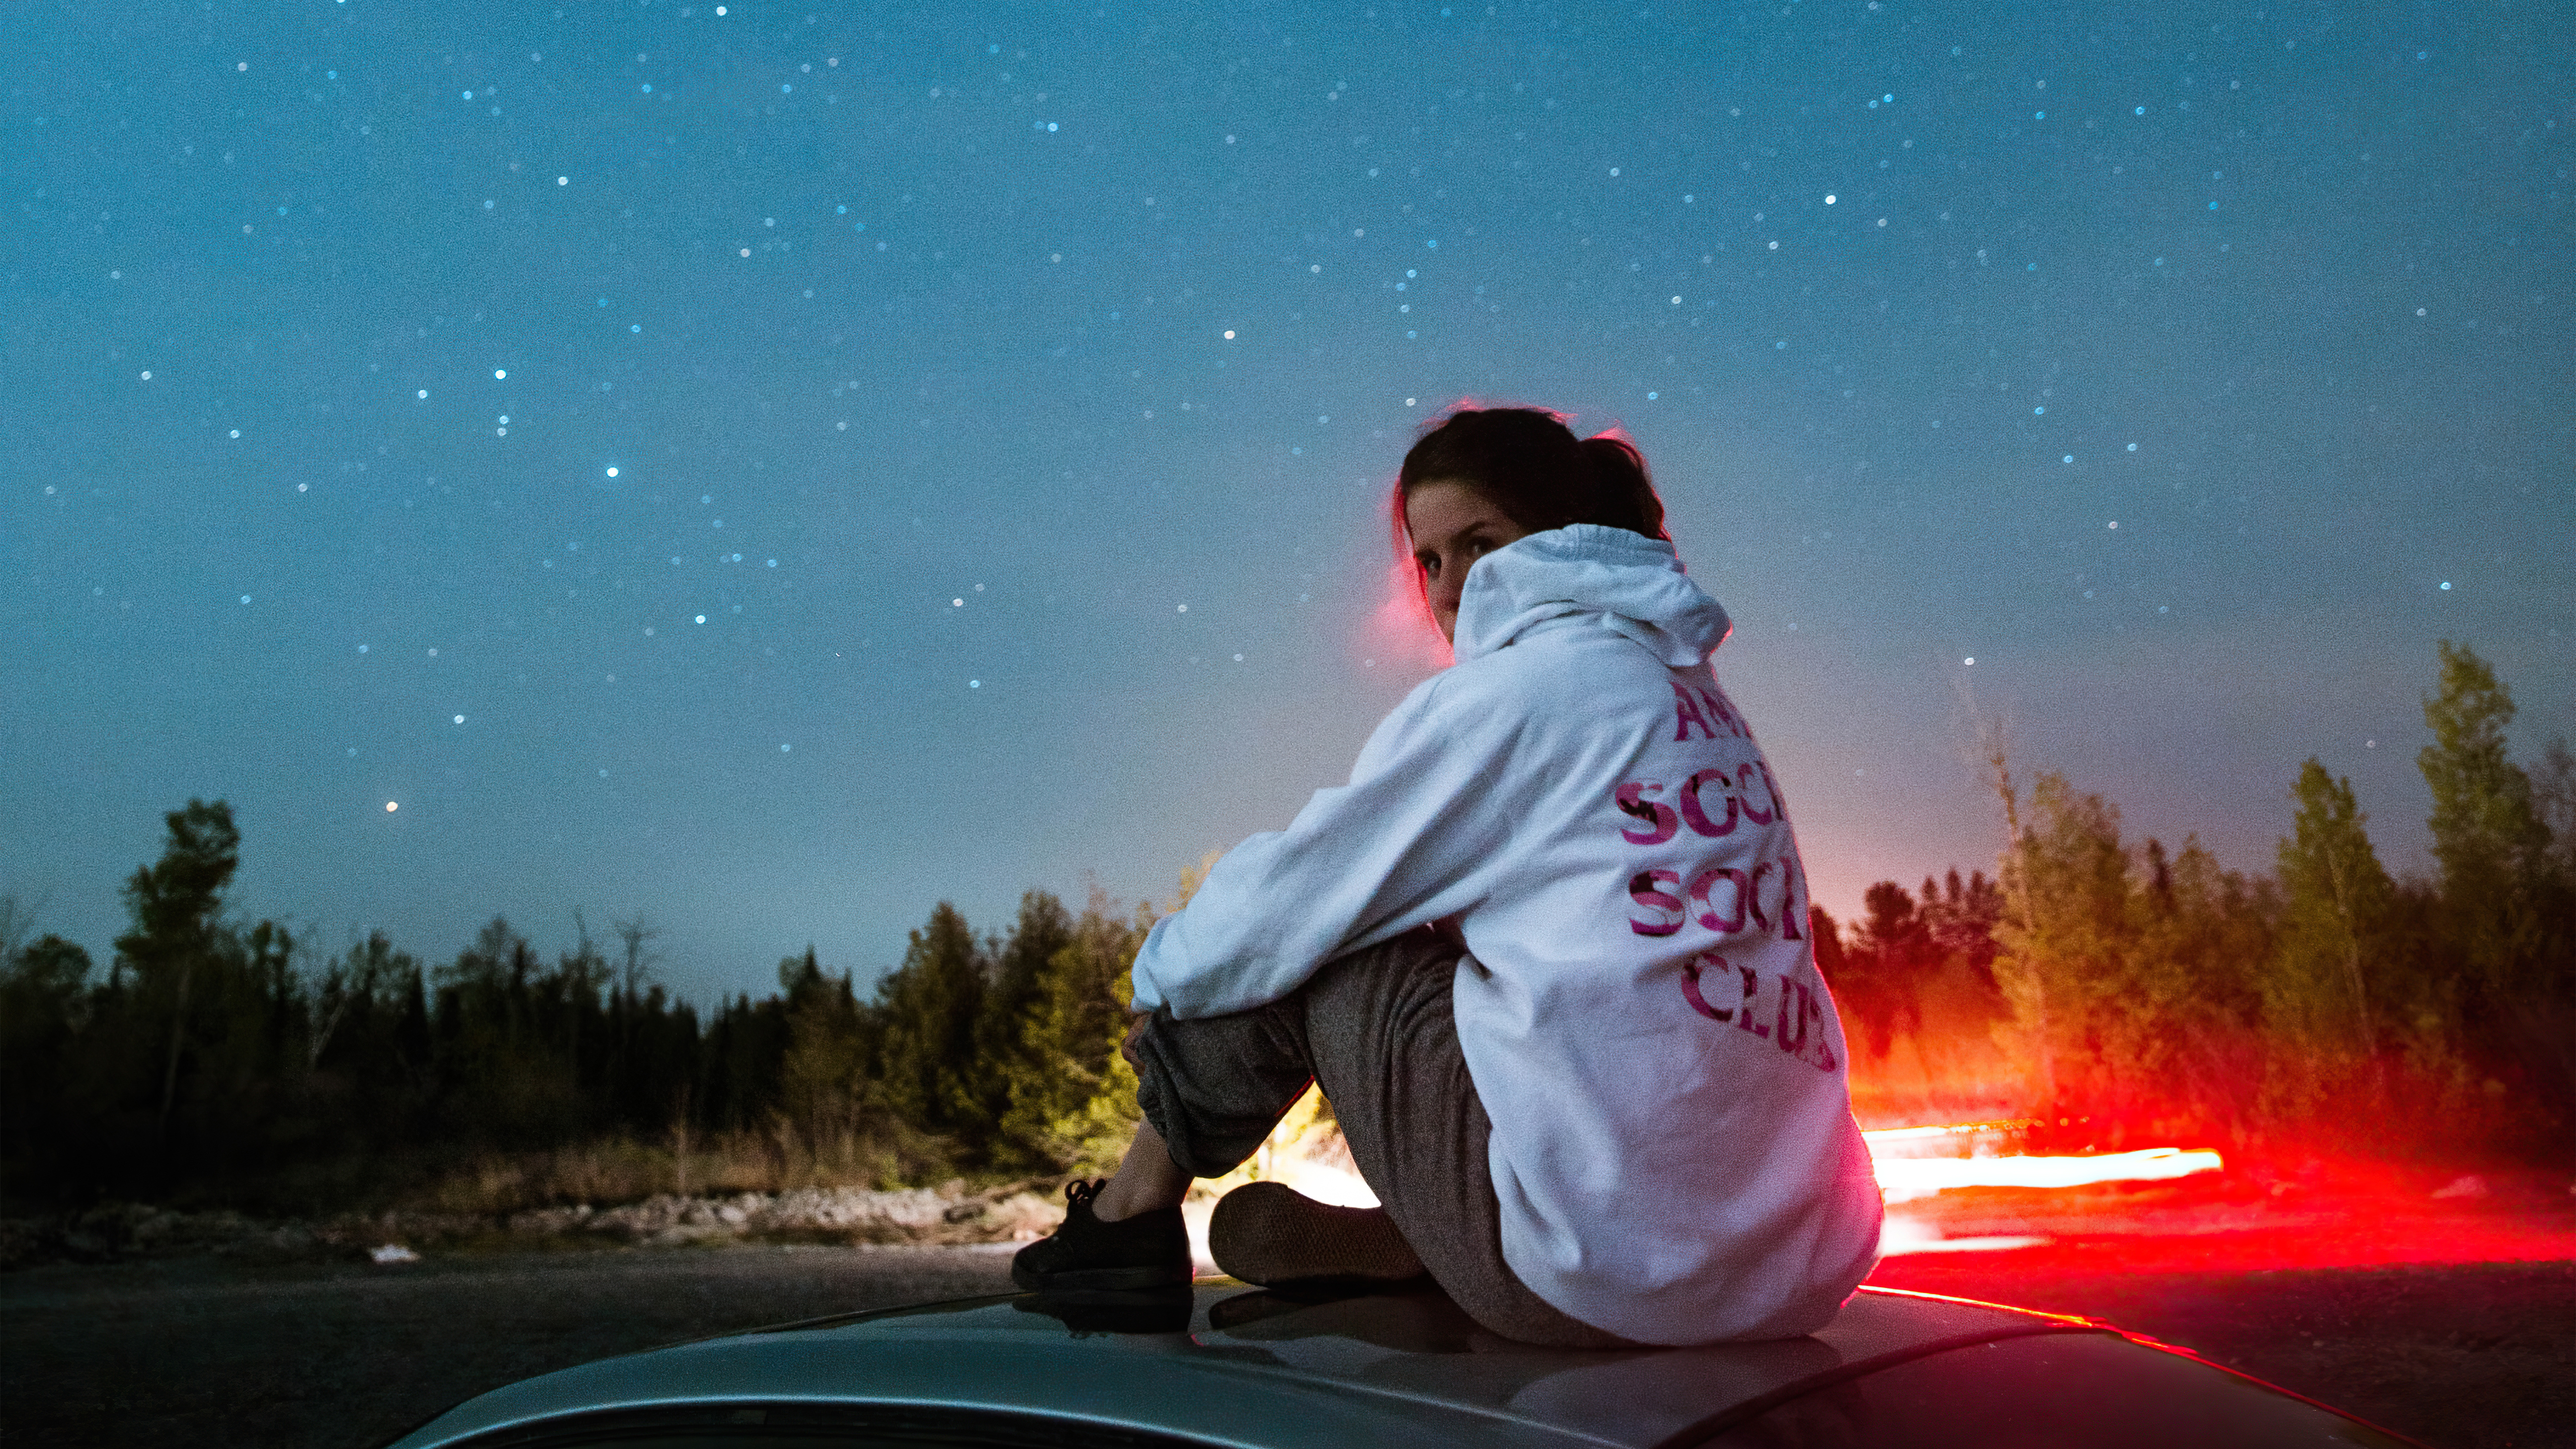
top-left (1120, 1011), bottom-right (1153, 1071)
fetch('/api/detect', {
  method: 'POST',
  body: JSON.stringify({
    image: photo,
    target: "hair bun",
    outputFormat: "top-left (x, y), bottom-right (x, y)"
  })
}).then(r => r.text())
top-left (1578, 434), bottom-right (1666, 541)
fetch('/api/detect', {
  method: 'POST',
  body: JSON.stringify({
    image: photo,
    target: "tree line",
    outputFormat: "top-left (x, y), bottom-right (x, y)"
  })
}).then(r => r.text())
top-left (5, 641), bottom-right (2569, 1210)
top-left (1818, 642), bottom-right (2575, 1155)
top-left (1, 827), bottom-right (1157, 1208)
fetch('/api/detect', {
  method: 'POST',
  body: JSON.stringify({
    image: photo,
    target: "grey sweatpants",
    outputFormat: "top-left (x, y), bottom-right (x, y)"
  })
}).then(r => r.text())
top-left (1128, 927), bottom-right (1636, 1348)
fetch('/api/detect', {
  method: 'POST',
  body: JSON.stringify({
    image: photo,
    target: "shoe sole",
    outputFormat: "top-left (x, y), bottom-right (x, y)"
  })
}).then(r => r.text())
top-left (1209, 1181), bottom-right (1424, 1286)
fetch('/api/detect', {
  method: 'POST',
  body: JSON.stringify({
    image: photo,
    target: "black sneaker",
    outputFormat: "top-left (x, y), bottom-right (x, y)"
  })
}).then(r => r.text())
top-left (1010, 1179), bottom-right (1192, 1292)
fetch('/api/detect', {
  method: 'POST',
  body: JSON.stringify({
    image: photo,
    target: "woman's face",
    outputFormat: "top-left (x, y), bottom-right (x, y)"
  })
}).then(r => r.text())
top-left (1405, 479), bottom-right (1533, 645)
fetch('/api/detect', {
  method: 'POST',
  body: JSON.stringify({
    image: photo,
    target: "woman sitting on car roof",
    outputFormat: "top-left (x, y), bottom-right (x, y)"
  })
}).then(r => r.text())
top-left (1012, 405), bottom-right (1884, 1347)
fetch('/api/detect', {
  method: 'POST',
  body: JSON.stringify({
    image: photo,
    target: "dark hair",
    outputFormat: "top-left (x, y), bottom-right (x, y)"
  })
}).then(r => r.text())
top-left (1393, 406), bottom-right (1669, 544)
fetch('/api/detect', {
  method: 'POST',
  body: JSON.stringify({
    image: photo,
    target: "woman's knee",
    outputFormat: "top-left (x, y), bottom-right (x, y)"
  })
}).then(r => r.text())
top-left (1128, 1004), bottom-right (1318, 1177)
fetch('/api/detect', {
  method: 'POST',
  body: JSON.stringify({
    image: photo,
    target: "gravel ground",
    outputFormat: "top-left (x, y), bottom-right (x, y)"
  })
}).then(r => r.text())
top-left (1868, 1254), bottom-right (2576, 1449)
top-left (1865, 1172), bottom-right (2576, 1448)
top-left (2, 1240), bottom-right (2567, 1448)
top-left (0, 1244), bottom-right (1018, 1449)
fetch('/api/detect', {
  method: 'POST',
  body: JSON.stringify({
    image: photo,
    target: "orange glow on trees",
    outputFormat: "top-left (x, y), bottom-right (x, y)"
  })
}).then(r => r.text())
top-left (1819, 645), bottom-right (2573, 1164)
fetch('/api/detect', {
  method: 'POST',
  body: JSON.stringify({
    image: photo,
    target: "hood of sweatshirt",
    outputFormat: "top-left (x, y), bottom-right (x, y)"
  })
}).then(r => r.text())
top-left (1453, 523), bottom-right (1733, 668)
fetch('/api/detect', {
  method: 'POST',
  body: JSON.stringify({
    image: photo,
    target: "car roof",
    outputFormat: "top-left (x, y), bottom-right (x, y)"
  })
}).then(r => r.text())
top-left (391, 1280), bottom-right (2113, 1449)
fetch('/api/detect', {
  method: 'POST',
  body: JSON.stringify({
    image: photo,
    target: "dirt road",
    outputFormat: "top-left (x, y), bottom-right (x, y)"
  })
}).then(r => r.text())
top-left (0, 1245), bottom-right (1019, 1449)
top-left (1870, 1254), bottom-right (2575, 1449)
top-left (3, 1242), bottom-right (2567, 1448)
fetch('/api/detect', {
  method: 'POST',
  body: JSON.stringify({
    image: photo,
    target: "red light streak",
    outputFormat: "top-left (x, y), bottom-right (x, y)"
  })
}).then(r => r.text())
top-left (1874, 1147), bottom-right (2226, 1204)
top-left (1862, 1121), bottom-right (2576, 1270)
top-left (1863, 1121), bottom-right (2224, 1205)
top-left (1866, 1119), bottom-right (2229, 1256)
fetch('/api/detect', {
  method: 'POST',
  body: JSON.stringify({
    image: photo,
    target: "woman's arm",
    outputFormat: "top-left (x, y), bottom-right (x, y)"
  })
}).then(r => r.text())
top-left (1129, 671), bottom-right (1528, 1019)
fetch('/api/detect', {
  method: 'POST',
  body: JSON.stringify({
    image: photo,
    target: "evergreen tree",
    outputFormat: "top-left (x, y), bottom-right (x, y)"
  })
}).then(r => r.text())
top-left (1992, 772), bottom-right (2135, 1110)
top-left (608, 914), bottom-right (662, 1116)
top-left (0, 934), bottom-right (94, 1172)
top-left (2268, 759), bottom-right (2399, 1108)
top-left (2532, 738), bottom-right (2576, 1074)
top-left (112, 799), bottom-right (240, 1131)
top-left (1920, 868), bottom-right (2004, 992)
top-left (2118, 836), bottom-right (2274, 1138)
top-left (1840, 882), bottom-right (1932, 1060)
top-left (552, 924), bottom-right (607, 1103)
top-left (995, 891), bottom-right (1152, 1173)
top-left (970, 892), bottom-right (1077, 1165)
top-left (2419, 643), bottom-right (2575, 1134)
top-left (2533, 738), bottom-right (2576, 891)
top-left (434, 918), bottom-right (582, 1145)
top-left (870, 903), bottom-right (990, 1151)
top-left (2419, 642), bottom-right (2552, 1005)
top-left (776, 946), bottom-right (869, 1151)
top-left (698, 990), bottom-right (791, 1133)
top-left (309, 931), bottom-right (404, 1072)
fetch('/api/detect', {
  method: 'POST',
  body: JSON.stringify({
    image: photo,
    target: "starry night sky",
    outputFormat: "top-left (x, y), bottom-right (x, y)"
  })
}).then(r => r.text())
top-left (7, 1), bottom-right (2570, 1005)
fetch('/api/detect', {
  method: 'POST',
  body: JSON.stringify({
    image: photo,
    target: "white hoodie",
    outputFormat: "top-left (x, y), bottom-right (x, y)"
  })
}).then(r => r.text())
top-left (1129, 524), bottom-right (1883, 1345)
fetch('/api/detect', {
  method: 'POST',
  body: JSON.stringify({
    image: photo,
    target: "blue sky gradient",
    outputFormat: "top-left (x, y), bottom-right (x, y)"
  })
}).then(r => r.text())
top-left (7, 1), bottom-right (2569, 1002)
